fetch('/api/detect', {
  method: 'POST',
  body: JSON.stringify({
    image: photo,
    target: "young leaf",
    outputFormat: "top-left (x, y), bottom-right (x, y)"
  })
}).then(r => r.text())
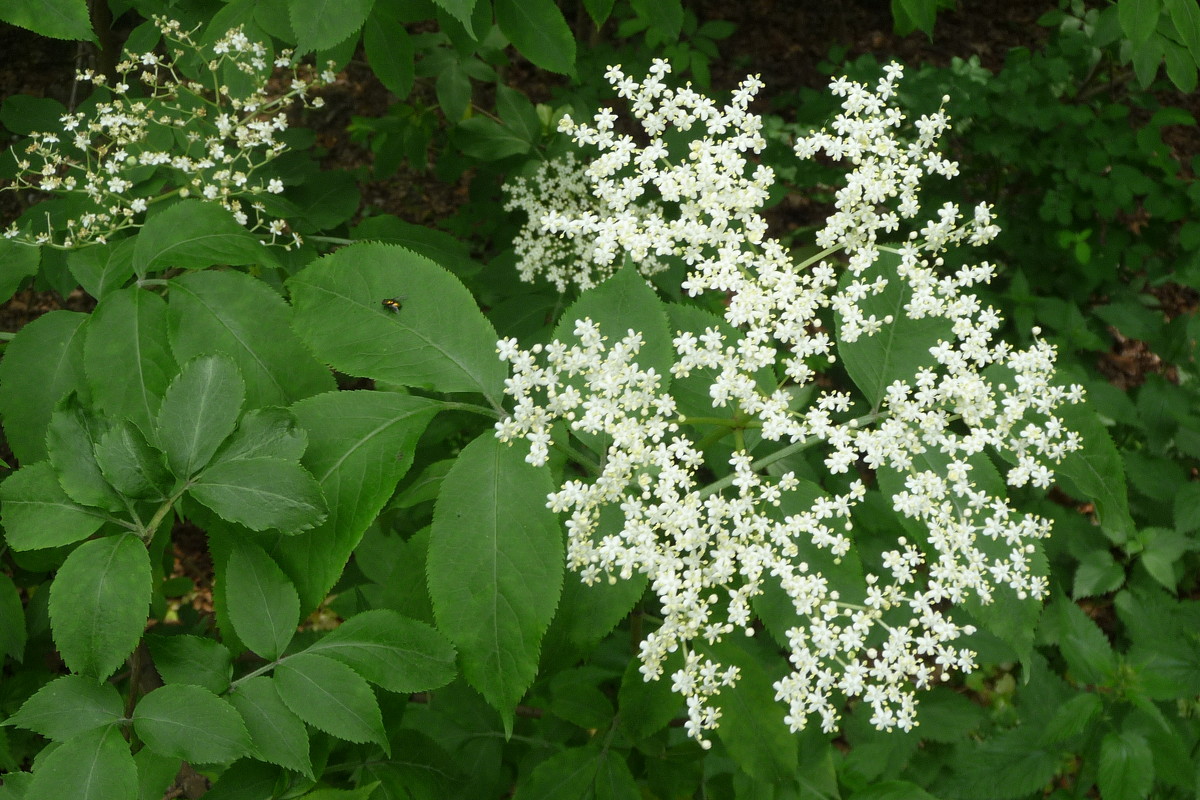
top-left (227, 676), bottom-right (313, 779)
top-left (188, 456), bottom-right (326, 534)
top-left (273, 652), bottom-right (389, 751)
top-left (274, 390), bottom-right (439, 611)
top-left (495, 0), bottom-right (576, 76)
top-left (289, 0), bottom-right (372, 53)
top-left (93, 422), bottom-right (172, 500)
top-left (427, 434), bottom-right (563, 730)
top-left (132, 200), bottom-right (270, 275)
top-left (302, 609), bottom-right (457, 693)
top-left (133, 684), bottom-right (252, 764)
top-left (5, 675), bottom-right (123, 741)
top-left (224, 541), bottom-right (301, 659)
top-left (287, 243), bottom-right (506, 404)
top-left (1098, 730), bottom-right (1155, 800)
top-left (0, 460), bottom-right (106, 550)
top-left (0, 310), bottom-right (88, 463)
top-left (26, 726), bottom-right (136, 800)
top-left (167, 270), bottom-right (334, 410)
top-left (835, 250), bottom-right (953, 408)
top-left (46, 395), bottom-right (122, 512)
top-left (0, 573), bottom-right (25, 659)
top-left (49, 533), bottom-right (150, 679)
top-left (145, 634), bottom-right (233, 694)
top-left (83, 287), bottom-right (176, 434)
top-left (155, 354), bottom-right (245, 479)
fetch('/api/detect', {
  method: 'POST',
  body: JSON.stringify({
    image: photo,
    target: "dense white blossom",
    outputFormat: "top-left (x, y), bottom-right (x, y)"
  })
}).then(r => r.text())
top-left (2, 17), bottom-right (332, 249)
top-left (499, 62), bottom-right (1083, 743)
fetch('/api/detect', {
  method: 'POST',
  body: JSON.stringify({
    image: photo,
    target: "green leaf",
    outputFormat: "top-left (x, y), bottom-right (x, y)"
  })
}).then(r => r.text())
top-left (227, 676), bottom-right (313, 778)
top-left (1175, 482), bottom-right (1200, 532)
top-left (0, 0), bottom-right (97, 42)
top-left (46, 395), bottom-right (122, 512)
top-left (850, 782), bottom-right (940, 800)
top-left (189, 456), bottom-right (327, 533)
top-left (836, 251), bottom-right (953, 407)
top-left (0, 239), bottom-right (40, 304)
top-left (454, 116), bottom-right (532, 160)
top-left (288, 243), bottom-right (505, 402)
top-left (1098, 731), bottom-right (1154, 800)
top-left (364, 9), bottom-right (414, 97)
top-left (618, 651), bottom-right (681, 740)
top-left (0, 310), bottom-right (88, 463)
top-left (145, 634), bottom-right (233, 694)
top-left (1038, 692), bottom-right (1102, 744)
top-left (26, 727), bottom-right (136, 800)
top-left (155, 354), bottom-right (245, 479)
top-left (0, 573), bottom-right (25, 660)
top-left (351, 216), bottom-right (480, 280)
top-left (1119, 0), bottom-right (1162, 45)
top-left (84, 287), bottom-right (176, 435)
top-left (224, 541), bottom-right (300, 659)
top-left (1132, 35), bottom-right (1164, 88)
top-left (304, 609), bottom-right (457, 693)
top-left (1166, 0), bottom-right (1200, 60)
top-left (431, 0), bottom-right (477, 34)
top-left (513, 747), bottom-right (600, 798)
top-left (134, 748), bottom-right (181, 800)
top-left (134, 684), bottom-right (252, 764)
top-left (1055, 402), bottom-right (1135, 542)
top-left (1045, 595), bottom-right (1118, 686)
top-left (133, 201), bottom-right (270, 275)
top-left (67, 239), bottom-right (135, 301)
top-left (947, 727), bottom-right (1060, 800)
top-left (274, 652), bottom-right (389, 750)
top-left (495, 0), bottom-right (576, 76)
top-left (496, 85), bottom-right (541, 145)
top-left (93, 422), bottom-right (173, 500)
top-left (428, 434), bottom-right (563, 730)
top-left (214, 407), bottom-right (308, 463)
top-left (1163, 36), bottom-right (1198, 92)
top-left (0, 460), bottom-right (106, 550)
top-left (289, 0), bottom-right (371, 52)
top-left (1073, 550), bottom-right (1126, 599)
top-left (49, 533), bottom-right (150, 679)
top-left (708, 639), bottom-right (797, 783)
top-left (5, 675), bottom-right (123, 741)
top-left (892, 0), bottom-right (938, 34)
top-left (167, 270), bottom-right (334, 410)
top-left (275, 390), bottom-right (438, 610)
top-left (630, 0), bottom-right (683, 39)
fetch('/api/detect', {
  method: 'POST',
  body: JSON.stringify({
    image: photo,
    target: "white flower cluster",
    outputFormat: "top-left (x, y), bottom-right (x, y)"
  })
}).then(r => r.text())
top-left (2, 17), bottom-right (333, 249)
top-left (497, 61), bottom-right (1084, 743)
top-left (503, 153), bottom-right (668, 291)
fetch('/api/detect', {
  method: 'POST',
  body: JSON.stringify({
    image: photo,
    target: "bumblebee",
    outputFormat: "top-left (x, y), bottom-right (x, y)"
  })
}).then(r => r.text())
top-left (381, 297), bottom-right (405, 313)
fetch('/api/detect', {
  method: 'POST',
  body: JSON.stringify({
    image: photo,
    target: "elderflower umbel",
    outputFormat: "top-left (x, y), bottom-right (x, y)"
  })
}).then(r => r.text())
top-left (2, 17), bottom-right (333, 249)
top-left (496, 61), bottom-right (1083, 744)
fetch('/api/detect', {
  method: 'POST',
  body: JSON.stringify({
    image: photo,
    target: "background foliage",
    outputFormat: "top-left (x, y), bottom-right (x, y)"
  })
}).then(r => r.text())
top-left (0, 0), bottom-right (1197, 799)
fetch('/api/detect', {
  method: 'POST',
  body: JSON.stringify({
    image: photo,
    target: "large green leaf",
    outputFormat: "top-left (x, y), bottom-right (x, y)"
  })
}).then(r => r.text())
top-left (0, 310), bottom-right (88, 463)
top-left (495, 0), bottom-right (576, 76)
top-left (224, 540), bottom-right (301, 659)
top-left (1044, 595), bottom-right (1118, 686)
top-left (835, 252), bottom-right (952, 408)
top-left (0, 239), bottom-right (40, 304)
top-left (289, 0), bottom-right (372, 52)
top-left (49, 533), bottom-right (151, 679)
top-left (0, 460), bottom-right (107, 550)
top-left (288, 243), bottom-right (505, 404)
top-left (1098, 731), bottom-right (1154, 800)
top-left (213, 407), bottom-right (308, 463)
top-left (274, 652), bottom-right (388, 750)
top-left (0, 0), bottom-right (97, 42)
top-left (431, 0), bottom-right (476, 31)
top-left (303, 609), bottom-right (457, 693)
top-left (0, 573), bottom-right (25, 659)
top-left (46, 395), bottom-right (122, 512)
top-left (5, 675), bottom-right (123, 741)
top-left (1054, 401), bottom-right (1135, 542)
top-left (84, 287), bottom-right (176, 434)
top-left (272, 390), bottom-right (438, 610)
top-left (155, 354), bottom-right (245, 479)
top-left (145, 634), bottom-right (233, 694)
top-left (67, 232), bottom-right (135, 301)
top-left (93, 422), bottom-right (173, 500)
top-left (133, 684), bottom-right (252, 764)
top-left (227, 676), bottom-right (313, 778)
top-left (189, 456), bottom-right (327, 534)
top-left (364, 6), bottom-right (414, 97)
top-left (427, 434), bottom-right (563, 730)
top-left (167, 270), bottom-right (334, 410)
top-left (512, 746), bottom-right (601, 799)
top-left (708, 639), bottom-right (798, 783)
top-left (617, 652), bottom-right (681, 741)
top-left (1118, 0), bottom-right (1161, 45)
top-left (26, 727), bottom-right (136, 800)
top-left (132, 201), bottom-right (270, 274)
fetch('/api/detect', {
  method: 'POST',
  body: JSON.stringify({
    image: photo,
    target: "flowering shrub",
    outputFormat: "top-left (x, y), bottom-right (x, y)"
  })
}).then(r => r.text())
top-left (496, 60), bottom-right (1084, 742)
top-left (2, 18), bottom-right (330, 248)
